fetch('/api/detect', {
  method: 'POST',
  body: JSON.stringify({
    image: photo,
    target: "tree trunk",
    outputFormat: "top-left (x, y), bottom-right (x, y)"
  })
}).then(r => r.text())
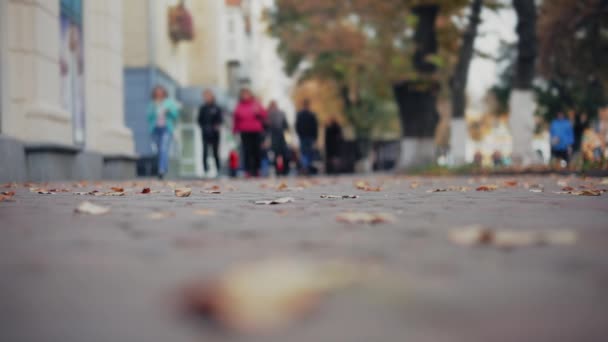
top-left (450, 0), bottom-right (483, 165)
top-left (509, 0), bottom-right (538, 165)
top-left (394, 5), bottom-right (440, 169)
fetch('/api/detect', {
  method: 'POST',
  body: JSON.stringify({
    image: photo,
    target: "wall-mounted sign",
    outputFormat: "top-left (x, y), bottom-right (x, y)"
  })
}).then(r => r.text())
top-left (60, 0), bottom-right (85, 146)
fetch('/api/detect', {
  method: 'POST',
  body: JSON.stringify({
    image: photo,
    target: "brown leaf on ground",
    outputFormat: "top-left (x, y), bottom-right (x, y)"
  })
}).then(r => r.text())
top-left (110, 187), bottom-right (124, 192)
top-left (30, 188), bottom-right (54, 195)
top-left (320, 194), bottom-right (358, 199)
top-left (355, 180), bottom-right (382, 192)
top-left (147, 211), bottom-right (175, 220)
top-left (175, 188), bottom-right (192, 197)
top-left (336, 212), bottom-right (395, 224)
top-left (48, 188), bottom-right (70, 193)
top-left (2, 182), bottom-right (17, 188)
top-left (573, 189), bottom-right (602, 196)
top-left (562, 186), bottom-right (575, 192)
top-left (476, 185), bottom-right (498, 192)
top-left (194, 209), bottom-right (216, 216)
top-left (409, 181), bottom-right (420, 189)
top-left (448, 225), bottom-right (494, 246)
top-left (503, 180), bottom-right (518, 187)
top-left (141, 187), bottom-right (151, 194)
top-left (180, 259), bottom-right (357, 335)
top-left (74, 201), bottom-right (110, 215)
top-left (0, 191), bottom-right (16, 202)
top-left (255, 197), bottom-right (294, 205)
top-left (104, 191), bottom-right (126, 196)
top-left (426, 188), bottom-right (448, 193)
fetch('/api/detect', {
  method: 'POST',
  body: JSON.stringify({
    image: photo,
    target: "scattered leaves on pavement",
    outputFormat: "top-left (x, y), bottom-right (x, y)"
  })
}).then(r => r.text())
top-left (180, 259), bottom-right (358, 335)
top-left (336, 212), bottom-right (395, 224)
top-left (74, 201), bottom-right (110, 215)
top-left (255, 197), bottom-right (294, 205)
top-left (175, 188), bottom-right (193, 197)
top-left (449, 226), bottom-right (578, 249)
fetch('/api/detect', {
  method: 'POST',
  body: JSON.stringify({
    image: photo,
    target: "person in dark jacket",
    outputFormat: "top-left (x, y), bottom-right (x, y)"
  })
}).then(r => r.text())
top-left (573, 112), bottom-right (589, 153)
top-left (324, 117), bottom-right (343, 174)
top-left (267, 100), bottom-right (290, 176)
top-left (198, 90), bottom-right (223, 176)
top-left (295, 99), bottom-right (318, 174)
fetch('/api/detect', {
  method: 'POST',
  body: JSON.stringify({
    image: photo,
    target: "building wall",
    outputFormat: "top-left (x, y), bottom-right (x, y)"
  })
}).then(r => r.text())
top-left (0, 0), bottom-right (135, 182)
top-left (123, 0), bottom-right (149, 67)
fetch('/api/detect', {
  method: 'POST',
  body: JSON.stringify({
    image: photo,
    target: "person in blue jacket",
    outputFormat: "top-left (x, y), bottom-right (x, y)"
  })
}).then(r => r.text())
top-left (147, 85), bottom-right (179, 179)
top-left (550, 111), bottom-right (574, 165)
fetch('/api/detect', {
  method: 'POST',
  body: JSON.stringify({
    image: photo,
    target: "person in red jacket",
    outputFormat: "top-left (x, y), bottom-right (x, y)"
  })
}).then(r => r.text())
top-left (233, 88), bottom-right (267, 177)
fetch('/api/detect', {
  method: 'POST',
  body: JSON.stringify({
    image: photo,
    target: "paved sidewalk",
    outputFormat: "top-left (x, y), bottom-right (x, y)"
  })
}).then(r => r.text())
top-left (1, 175), bottom-right (607, 342)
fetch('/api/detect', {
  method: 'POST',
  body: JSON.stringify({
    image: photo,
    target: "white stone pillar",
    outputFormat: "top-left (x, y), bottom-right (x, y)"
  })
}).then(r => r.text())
top-left (84, 0), bottom-right (134, 155)
top-left (450, 118), bottom-right (467, 165)
top-left (398, 137), bottom-right (435, 169)
top-left (509, 89), bottom-right (537, 166)
top-left (5, 0), bottom-right (72, 145)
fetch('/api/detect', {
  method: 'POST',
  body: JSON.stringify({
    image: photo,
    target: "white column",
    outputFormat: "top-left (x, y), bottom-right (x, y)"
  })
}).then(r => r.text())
top-left (5, 0), bottom-right (72, 145)
top-left (509, 89), bottom-right (537, 166)
top-left (450, 118), bottom-right (467, 165)
top-left (398, 137), bottom-right (436, 169)
top-left (84, 0), bottom-right (134, 155)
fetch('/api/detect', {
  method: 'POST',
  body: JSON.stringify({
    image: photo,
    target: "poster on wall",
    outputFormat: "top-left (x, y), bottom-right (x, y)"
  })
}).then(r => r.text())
top-left (60, 0), bottom-right (85, 146)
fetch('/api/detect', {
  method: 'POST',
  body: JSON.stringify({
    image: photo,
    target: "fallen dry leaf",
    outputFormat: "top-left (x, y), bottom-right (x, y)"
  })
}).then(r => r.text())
top-left (110, 187), bottom-right (124, 192)
top-left (426, 188), bottom-right (448, 193)
top-left (562, 186), bottom-right (575, 192)
top-left (503, 180), bottom-right (518, 187)
top-left (573, 190), bottom-right (601, 196)
top-left (255, 197), bottom-right (294, 205)
top-left (336, 212), bottom-right (395, 224)
top-left (104, 191), bottom-right (126, 196)
top-left (203, 190), bottom-right (222, 194)
top-left (476, 185), bottom-right (498, 192)
top-left (141, 187), bottom-right (151, 194)
top-left (448, 225), bottom-right (493, 246)
top-left (409, 181), bottom-right (420, 189)
top-left (175, 188), bottom-right (192, 197)
top-left (0, 191), bottom-right (16, 202)
top-left (320, 194), bottom-right (358, 199)
top-left (529, 188), bottom-right (543, 193)
top-left (194, 209), bottom-right (216, 216)
top-left (180, 259), bottom-right (357, 334)
top-left (147, 211), bottom-right (175, 220)
top-left (276, 182), bottom-right (289, 191)
top-left (74, 201), bottom-right (110, 215)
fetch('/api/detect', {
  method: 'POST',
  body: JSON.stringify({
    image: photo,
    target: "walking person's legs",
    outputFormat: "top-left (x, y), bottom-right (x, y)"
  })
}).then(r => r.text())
top-left (202, 139), bottom-right (210, 174)
top-left (156, 127), bottom-right (171, 178)
top-left (212, 140), bottom-right (221, 173)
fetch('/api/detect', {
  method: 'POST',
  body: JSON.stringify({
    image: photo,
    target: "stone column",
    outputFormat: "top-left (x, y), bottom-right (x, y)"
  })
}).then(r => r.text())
top-left (84, 0), bottom-right (134, 156)
top-left (5, 0), bottom-right (72, 145)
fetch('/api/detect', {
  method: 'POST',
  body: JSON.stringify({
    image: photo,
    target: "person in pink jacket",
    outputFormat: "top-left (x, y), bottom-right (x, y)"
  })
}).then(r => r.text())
top-left (233, 88), bottom-right (267, 176)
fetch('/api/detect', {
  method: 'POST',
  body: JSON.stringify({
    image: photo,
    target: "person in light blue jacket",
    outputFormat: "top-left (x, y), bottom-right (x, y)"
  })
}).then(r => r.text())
top-left (550, 111), bottom-right (574, 165)
top-left (147, 85), bottom-right (179, 179)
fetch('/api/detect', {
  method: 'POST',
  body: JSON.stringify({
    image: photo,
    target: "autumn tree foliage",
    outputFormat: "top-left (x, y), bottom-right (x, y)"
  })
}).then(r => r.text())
top-left (268, 0), bottom-right (469, 141)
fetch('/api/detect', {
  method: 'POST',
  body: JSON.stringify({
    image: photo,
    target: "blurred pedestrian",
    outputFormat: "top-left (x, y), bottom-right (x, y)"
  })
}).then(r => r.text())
top-left (573, 112), bottom-right (589, 154)
top-left (147, 85), bottom-right (179, 179)
top-left (198, 89), bottom-right (223, 177)
top-left (550, 111), bottom-right (574, 166)
top-left (325, 117), bottom-right (343, 174)
top-left (233, 88), bottom-right (267, 177)
top-left (295, 99), bottom-right (318, 175)
top-left (267, 100), bottom-right (290, 176)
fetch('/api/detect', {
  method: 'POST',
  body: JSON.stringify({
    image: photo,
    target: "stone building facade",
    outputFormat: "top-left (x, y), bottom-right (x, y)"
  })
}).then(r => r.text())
top-left (0, 0), bottom-right (135, 182)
